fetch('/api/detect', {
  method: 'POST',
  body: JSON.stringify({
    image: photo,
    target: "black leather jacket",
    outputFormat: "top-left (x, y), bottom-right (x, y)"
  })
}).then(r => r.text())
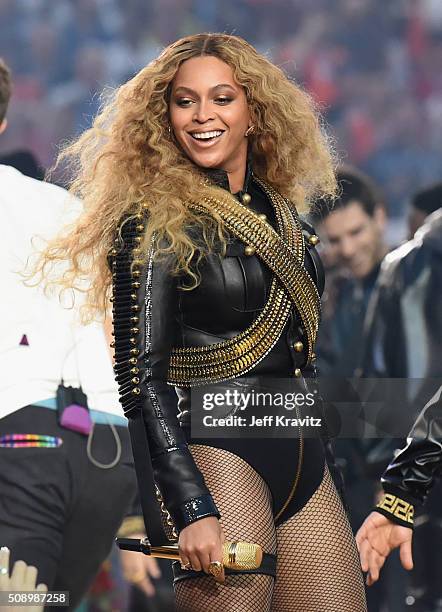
top-left (375, 385), bottom-right (442, 528)
top-left (112, 169), bottom-right (324, 533)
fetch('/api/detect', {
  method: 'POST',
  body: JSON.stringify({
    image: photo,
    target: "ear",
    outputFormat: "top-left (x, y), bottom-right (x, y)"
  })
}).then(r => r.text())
top-left (373, 204), bottom-right (386, 230)
top-left (0, 119), bottom-right (7, 135)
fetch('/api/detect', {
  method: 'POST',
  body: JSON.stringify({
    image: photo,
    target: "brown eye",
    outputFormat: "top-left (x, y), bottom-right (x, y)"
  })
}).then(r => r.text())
top-left (176, 98), bottom-right (193, 107)
top-left (215, 96), bottom-right (233, 104)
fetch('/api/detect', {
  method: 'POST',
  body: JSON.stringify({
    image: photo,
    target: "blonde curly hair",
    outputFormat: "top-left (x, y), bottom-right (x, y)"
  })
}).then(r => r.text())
top-left (38, 33), bottom-right (336, 319)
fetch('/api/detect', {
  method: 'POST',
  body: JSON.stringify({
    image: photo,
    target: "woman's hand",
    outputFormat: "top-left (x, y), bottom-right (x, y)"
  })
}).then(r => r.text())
top-left (178, 516), bottom-right (225, 582)
top-left (355, 512), bottom-right (413, 586)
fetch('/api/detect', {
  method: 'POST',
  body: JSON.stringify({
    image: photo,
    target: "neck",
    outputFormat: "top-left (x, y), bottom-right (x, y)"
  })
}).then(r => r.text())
top-left (226, 165), bottom-right (246, 194)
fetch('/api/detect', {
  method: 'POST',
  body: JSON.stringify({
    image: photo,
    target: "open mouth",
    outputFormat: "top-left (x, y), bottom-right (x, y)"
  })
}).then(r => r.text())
top-left (189, 130), bottom-right (224, 143)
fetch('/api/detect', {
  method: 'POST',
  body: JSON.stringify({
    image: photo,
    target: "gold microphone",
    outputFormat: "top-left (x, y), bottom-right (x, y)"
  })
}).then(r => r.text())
top-left (116, 537), bottom-right (263, 570)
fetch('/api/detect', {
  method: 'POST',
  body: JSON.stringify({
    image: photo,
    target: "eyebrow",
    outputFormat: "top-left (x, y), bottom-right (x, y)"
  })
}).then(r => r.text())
top-left (173, 83), bottom-right (238, 96)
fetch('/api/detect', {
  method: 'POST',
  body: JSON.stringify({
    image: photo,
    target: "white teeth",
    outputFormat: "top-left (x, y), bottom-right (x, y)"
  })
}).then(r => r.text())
top-left (191, 130), bottom-right (223, 140)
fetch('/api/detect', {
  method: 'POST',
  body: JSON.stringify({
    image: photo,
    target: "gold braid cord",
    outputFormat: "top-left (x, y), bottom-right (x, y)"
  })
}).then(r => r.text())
top-left (167, 178), bottom-right (320, 387)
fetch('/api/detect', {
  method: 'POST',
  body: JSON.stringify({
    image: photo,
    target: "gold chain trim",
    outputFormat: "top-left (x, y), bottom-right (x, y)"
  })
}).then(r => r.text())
top-left (167, 179), bottom-right (320, 386)
top-left (376, 493), bottom-right (414, 525)
top-left (155, 487), bottom-right (178, 540)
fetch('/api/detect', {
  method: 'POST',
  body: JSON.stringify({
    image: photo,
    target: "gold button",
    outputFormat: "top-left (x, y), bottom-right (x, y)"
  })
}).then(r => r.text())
top-left (293, 341), bottom-right (304, 352)
top-left (308, 234), bottom-right (320, 246)
top-left (241, 193), bottom-right (252, 205)
top-left (258, 213), bottom-right (267, 221)
top-left (244, 245), bottom-right (256, 256)
top-left (294, 368), bottom-right (302, 378)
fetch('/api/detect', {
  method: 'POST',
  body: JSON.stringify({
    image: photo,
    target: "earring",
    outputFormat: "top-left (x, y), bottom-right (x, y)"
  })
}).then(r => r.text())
top-left (245, 125), bottom-right (255, 137)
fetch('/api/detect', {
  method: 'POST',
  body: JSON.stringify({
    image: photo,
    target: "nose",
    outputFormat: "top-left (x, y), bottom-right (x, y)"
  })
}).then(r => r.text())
top-left (339, 237), bottom-right (357, 260)
top-left (193, 99), bottom-right (214, 124)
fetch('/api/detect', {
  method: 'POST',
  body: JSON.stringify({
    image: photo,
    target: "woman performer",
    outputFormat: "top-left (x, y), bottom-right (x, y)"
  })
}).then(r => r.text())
top-left (39, 33), bottom-right (367, 611)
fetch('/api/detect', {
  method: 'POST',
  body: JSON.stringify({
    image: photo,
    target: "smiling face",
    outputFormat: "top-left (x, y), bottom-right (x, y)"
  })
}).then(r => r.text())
top-left (169, 55), bottom-right (251, 191)
top-left (321, 201), bottom-right (386, 279)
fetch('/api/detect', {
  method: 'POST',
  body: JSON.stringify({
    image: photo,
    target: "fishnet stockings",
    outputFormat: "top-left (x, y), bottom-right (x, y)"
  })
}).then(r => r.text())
top-left (175, 445), bottom-right (275, 612)
top-left (173, 445), bottom-right (367, 612)
top-left (271, 464), bottom-right (367, 612)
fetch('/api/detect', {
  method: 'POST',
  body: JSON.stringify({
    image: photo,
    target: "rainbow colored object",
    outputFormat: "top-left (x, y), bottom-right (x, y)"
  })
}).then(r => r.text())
top-left (0, 434), bottom-right (63, 448)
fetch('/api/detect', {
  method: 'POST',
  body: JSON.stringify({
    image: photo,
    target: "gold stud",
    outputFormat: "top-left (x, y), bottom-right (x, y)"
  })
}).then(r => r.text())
top-left (130, 316), bottom-right (139, 323)
top-left (110, 341), bottom-right (115, 348)
top-left (308, 234), bottom-right (320, 246)
top-left (109, 296), bottom-right (114, 303)
top-left (110, 248), bottom-right (117, 256)
top-left (241, 193), bottom-right (251, 205)
top-left (130, 348), bottom-right (139, 355)
top-left (131, 293), bottom-right (137, 301)
top-left (130, 327), bottom-right (139, 334)
top-left (132, 281), bottom-right (141, 289)
top-left (135, 213), bottom-right (143, 220)
top-left (130, 367), bottom-right (139, 375)
top-left (131, 305), bottom-right (140, 312)
top-left (130, 337), bottom-right (136, 345)
top-left (142, 203), bottom-right (149, 210)
top-left (244, 245), bottom-right (256, 256)
top-left (136, 224), bottom-right (144, 232)
top-left (131, 377), bottom-right (140, 384)
top-left (132, 270), bottom-right (141, 278)
top-left (258, 214), bottom-right (267, 222)
top-left (294, 368), bottom-right (302, 378)
top-left (293, 341), bottom-right (304, 352)
top-left (132, 387), bottom-right (141, 395)
top-left (129, 357), bottom-right (137, 365)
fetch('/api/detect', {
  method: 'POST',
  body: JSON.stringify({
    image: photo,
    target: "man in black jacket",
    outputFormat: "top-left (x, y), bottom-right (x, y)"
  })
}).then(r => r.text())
top-left (356, 385), bottom-right (442, 591)
top-left (361, 194), bottom-right (442, 612)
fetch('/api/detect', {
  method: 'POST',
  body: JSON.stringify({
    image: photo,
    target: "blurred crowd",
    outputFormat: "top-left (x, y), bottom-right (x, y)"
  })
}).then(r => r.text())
top-left (0, 0), bottom-right (442, 222)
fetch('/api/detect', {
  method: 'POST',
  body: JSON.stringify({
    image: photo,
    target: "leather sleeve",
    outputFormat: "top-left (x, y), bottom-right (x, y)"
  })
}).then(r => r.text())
top-left (374, 385), bottom-right (442, 528)
top-left (112, 224), bottom-right (220, 533)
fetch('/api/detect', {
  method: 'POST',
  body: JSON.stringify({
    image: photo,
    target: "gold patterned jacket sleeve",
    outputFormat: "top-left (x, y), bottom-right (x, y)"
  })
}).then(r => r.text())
top-left (374, 385), bottom-right (442, 529)
top-left (111, 221), bottom-right (220, 533)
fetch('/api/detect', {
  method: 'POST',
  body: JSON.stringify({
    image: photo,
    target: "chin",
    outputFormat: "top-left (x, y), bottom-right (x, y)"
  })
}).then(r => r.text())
top-left (189, 153), bottom-right (225, 169)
